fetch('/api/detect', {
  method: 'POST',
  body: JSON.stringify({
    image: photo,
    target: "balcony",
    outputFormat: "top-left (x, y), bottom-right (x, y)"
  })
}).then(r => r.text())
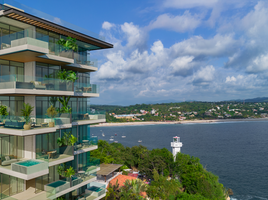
top-left (74, 136), bottom-right (98, 154)
top-left (0, 114), bottom-right (70, 136)
top-left (36, 146), bottom-right (74, 167)
top-left (72, 111), bottom-right (106, 125)
top-left (0, 29), bottom-right (99, 70)
top-left (0, 75), bottom-right (99, 97)
top-left (0, 157), bottom-right (49, 180)
top-left (45, 160), bottom-right (100, 199)
top-left (76, 182), bottom-right (106, 200)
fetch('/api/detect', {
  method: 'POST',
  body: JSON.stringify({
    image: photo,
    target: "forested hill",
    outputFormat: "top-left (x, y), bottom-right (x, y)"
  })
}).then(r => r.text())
top-left (91, 101), bottom-right (268, 122)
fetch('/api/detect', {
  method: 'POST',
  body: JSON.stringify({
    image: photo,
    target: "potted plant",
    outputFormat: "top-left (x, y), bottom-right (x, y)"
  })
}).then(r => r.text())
top-left (66, 166), bottom-right (75, 186)
top-left (0, 105), bottom-right (8, 123)
top-left (21, 103), bottom-right (34, 130)
top-left (46, 105), bottom-right (58, 127)
top-left (57, 131), bottom-right (77, 146)
top-left (57, 69), bottom-right (78, 91)
top-left (57, 96), bottom-right (72, 113)
top-left (57, 36), bottom-right (78, 59)
top-left (57, 164), bottom-right (75, 186)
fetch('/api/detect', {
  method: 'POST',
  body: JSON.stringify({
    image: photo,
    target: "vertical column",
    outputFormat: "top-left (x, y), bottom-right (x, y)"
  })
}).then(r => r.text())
top-left (24, 136), bottom-right (33, 159)
top-left (24, 61), bottom-right (35, 82)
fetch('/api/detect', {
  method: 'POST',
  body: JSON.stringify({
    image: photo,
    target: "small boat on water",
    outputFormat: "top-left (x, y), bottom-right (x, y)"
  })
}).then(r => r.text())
top-left (138, 140), bottom-right (142, 143)
top-left (114, 141), bottom-right (118, 143)
top-left (102, 133), bottom-right (105, 137)
top-left (115, 133), bottom-right (117, 136)
top-left (109, 138), bottom-right (114, 141)
top-left (122, 135), bottom-right (126, 138)
top-left (111, 136), bottom-right (114, 138)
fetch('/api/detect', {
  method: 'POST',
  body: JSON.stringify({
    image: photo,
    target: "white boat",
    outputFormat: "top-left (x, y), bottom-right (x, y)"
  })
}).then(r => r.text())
top-left (111, 136), bottom-right (114, 138)
top-left (102, 133), bottom-right (105, 137)
top-left (138, 140), bottom-right (142, 143)
top-left (114, 141), bottom-right (118, 143)
top-left (122, 135), bottom-right (126, 138)
top-left (109, 138), bottom-right (114, 141)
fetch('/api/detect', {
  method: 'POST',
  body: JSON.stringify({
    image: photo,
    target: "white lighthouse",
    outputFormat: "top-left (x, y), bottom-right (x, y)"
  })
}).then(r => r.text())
top-left (171, 136), bottom-right (183, 161)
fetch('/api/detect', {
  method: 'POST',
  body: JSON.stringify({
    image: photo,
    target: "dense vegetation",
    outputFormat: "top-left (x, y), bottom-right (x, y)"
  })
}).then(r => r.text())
top-left (91, 101), bottom-right (268, 122)
top-left (91, 140), bottom-right (227, 200)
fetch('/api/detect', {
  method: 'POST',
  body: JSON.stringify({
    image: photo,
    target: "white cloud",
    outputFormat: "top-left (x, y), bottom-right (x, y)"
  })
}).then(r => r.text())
top-left (121, 22), bottom-right (147, 50)
top-left (147, 12), bottom-right (201, 32)
top-left (170, 34), bottom-right (239, 58)
top-left (102, 21), bottom-right (115, 30)
top-left (246, 54), bottom-right (268, 73)
top-left (225, 76), bottom-right (236, 83)
top-left (170, 56), bottom-right (195, 77)
top-left (193, 65), bottom-right (215, 85)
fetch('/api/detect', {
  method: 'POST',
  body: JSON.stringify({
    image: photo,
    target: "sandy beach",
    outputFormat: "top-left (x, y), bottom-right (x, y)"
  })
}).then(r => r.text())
top-left (91, 118), bottom-right (268, 127)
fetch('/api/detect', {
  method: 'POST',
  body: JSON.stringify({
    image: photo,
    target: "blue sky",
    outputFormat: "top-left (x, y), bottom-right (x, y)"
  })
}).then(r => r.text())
top-left (18, 0), bottom-right (268, 105)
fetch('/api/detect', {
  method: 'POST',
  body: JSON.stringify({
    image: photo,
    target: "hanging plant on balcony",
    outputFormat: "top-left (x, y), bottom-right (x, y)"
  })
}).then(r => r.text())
top-left (0, 105), bottom-right (8, 121)
top-left (57, 36), bottom-right (78, 52)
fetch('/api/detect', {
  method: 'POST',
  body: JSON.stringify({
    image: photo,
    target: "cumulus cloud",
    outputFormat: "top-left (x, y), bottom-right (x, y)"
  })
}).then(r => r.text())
top-left (147, 12), bottom-right (201, 32)
top-left (121, 22), bottom-right (147, 50)
top-left (193, 65), bottom-right (215, 85)
top-left (102, 21), bottom-right (115, 30)
top-left (91, 1), bottom-right (268, 105)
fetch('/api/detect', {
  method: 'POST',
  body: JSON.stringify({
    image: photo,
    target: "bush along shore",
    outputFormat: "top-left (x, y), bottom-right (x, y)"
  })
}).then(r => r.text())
top-left (91, 140), bottom-right (229, 200)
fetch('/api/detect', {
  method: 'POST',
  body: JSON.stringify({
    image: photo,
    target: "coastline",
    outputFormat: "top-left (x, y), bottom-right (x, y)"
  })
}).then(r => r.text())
top-left (91, 118), bottom-right (268, 127)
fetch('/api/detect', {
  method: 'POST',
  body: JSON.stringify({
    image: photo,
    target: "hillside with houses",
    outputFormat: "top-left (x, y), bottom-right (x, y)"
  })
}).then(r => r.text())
top-left (91, 101), bottom-right (268, 123)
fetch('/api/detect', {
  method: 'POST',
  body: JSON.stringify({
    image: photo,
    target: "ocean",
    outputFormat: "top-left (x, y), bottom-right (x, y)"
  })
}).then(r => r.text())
top-left (91, 121), bottom-right (268, 200)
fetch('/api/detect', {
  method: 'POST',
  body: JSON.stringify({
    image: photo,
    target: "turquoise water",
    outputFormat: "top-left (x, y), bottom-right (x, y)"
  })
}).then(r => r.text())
top-left (88, 186), bottom-right (102, 192)
top-left (17, 160), bottom-right (41, 167)
top-left (92, 121), bottom-right (268, 200)
top-left (47, 181), bottom-right (66, 188)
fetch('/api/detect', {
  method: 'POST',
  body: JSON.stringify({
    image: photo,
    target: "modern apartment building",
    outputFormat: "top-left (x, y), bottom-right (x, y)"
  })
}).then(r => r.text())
top-left (0, 1), bottom-right (112, 200)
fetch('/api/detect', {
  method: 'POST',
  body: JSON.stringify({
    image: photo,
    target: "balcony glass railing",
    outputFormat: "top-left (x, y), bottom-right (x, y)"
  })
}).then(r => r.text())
top-left (45, 159), bottom-right (99, 199)
top-left (72, 111), bottom-right (106, 122)
top-left (76, 182), bottom-right (106, 200)
top-left (0, 75), bottom-right (98, 94)
top-left (74, 83), bottom-right (98, 94)
top-left (0, 29), bottom-right (98, 65)
top-left (36, 146), bottom-right (74, 163)
top-left (0, 114), bottom-right (70, 130)
top-left (74, 136), bottom-right (98, 152)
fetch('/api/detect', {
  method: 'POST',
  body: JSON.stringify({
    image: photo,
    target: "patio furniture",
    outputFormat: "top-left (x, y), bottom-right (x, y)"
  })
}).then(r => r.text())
top-left (4, 120), bottom-right (25, 129)
top-left (78, 171), bottom-right (85, 179)
top-left (82, 140), bottom-right (89, 147)
top-left (82, 87), bottom-right (91, 93)
top-left (16, 82), bottom-right (34, 89)
top-left (1, 156), bottom-right (19, 166)
top-left (41, 123), bottom-right (48, 127)
top-left (47, 150), bottom-right (57, 158)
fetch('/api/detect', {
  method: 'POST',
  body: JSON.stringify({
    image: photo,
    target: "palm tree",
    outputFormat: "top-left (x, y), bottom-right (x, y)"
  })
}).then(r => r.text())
top-left (121, 179), bottom-right (147, 199)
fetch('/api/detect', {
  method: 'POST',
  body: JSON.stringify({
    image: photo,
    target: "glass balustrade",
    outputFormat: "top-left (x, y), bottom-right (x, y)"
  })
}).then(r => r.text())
top-left (71, 111), bottom-right (105, 122)
top-left (74, 136), bottom-right (98, 152)
top-left (36, 146), bottom-right (74, 164)
top-left (0, 29), bottom-right (98, 66)
top-left (0, 114), bottom-right (70, 131)
top-left (45, 159), bottom-right (99, 199)
top-left (74, 83), bottom-right (99, 94)
top-left (0, 75), bottom-right (99, 94)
